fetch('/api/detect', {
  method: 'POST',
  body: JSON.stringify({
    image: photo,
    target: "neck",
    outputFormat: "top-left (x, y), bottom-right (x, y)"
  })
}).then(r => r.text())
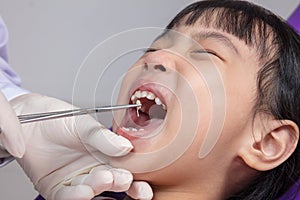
top-left (150, 183), bottom-right (225, 200)
top-left (152, 191), bottom-right (210, 200)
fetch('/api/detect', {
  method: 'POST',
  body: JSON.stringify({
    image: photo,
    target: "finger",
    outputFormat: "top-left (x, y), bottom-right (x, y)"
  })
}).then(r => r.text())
top-left (70, 167), bottom-right (133, 195)
top-left (109, 168), bottom-right (133, 192)
top-left (127, 181), bottom-right (153, 200)
top-left (51, 185), bottom-right (94, 200)
top-left (0, 92), bottom-right (25, 158)
top-left (70, 168), bottom-right (114, 195)
top-left (85, 127), bottom-right (133, 157)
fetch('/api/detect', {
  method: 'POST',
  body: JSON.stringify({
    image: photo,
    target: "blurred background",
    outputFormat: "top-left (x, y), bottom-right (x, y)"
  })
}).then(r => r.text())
top-left (0, 0), bottom-right (299, 199)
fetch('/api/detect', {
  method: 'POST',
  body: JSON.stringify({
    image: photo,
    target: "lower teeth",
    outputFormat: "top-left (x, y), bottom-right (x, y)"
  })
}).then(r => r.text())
top-left (122, 127), bottom-right (144, 132)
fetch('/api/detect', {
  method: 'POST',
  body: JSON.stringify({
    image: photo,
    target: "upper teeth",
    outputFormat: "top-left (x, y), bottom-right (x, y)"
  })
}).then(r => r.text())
top-left (131, 90), bottom-right (167, 114)
top-left (155, 97), bottom-right (161, 105)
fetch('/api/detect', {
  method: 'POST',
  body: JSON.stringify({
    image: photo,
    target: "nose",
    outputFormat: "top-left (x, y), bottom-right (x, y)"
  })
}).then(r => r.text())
top-left (143, 50), bottom-right (177, 73)
top-left (144, 63), bottom-right (166, 72)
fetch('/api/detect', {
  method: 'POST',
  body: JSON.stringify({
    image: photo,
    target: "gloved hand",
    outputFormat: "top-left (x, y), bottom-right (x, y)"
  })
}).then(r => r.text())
top-left (0, 91), bottom-right (25, 159)
top-left (11, 93), bottom-right (153, 200)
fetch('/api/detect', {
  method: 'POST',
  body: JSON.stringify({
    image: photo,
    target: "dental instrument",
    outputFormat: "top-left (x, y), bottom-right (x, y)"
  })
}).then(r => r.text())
top-left (18, 104), bottom-right (141, 124)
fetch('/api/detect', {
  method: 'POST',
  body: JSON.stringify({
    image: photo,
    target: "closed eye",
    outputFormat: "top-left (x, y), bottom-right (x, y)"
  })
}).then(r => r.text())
top-left (144, 48), bottom-right (161, 53)
top-left (192, 49), bottom-right (224, 61)
top-left (144, 48), bottom-right (160, 53)
top-left (144, 48), bottom-right (224, 61)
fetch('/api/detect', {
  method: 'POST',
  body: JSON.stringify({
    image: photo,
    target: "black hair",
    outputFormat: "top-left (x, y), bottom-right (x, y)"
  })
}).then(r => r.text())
top-left (167, 0), bottom-right (300, 199)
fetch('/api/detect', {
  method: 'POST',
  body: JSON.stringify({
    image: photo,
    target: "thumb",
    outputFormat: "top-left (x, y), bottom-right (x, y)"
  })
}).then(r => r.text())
top-left (72, 115), bottom-right (133, 157)
top-left (0, 92), bottom-right (25, 158)
top-left (86, 128), bottom-right (133, 157)
top-left (0, 125), bottom-right (25, 158)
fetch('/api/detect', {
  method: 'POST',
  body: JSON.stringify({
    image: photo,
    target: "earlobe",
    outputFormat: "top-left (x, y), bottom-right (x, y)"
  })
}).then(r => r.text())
top-left (239, 119), bottom-right (299, 171)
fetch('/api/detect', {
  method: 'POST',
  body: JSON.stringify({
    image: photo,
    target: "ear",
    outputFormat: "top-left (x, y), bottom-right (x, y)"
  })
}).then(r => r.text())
top-left (238, 118), bottom-right (299, 171)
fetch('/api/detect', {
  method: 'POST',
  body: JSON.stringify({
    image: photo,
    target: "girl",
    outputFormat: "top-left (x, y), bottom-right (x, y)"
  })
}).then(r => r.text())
top-left (109, 0), bottom-right (300, 199)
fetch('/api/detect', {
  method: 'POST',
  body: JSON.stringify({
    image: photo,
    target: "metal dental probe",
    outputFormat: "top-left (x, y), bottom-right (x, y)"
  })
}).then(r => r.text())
top-left (18, 103), bottom-right (141, 124)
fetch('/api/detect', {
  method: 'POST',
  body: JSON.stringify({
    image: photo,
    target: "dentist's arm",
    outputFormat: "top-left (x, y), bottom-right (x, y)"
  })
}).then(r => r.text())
top-left (11, 93), bottom-right (153, 200)
top-left (0, 16), bottom-right (153, 199)
top-left (0, 16), bottom-right (28, 165)
top-left (0, 91), bottom-right (25, 160)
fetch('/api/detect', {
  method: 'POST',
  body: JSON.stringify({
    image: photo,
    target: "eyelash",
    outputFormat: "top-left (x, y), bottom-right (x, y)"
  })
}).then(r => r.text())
top-left (193, 49), bottom-right (216, 56)
top-left (144, 48), bottom-right (158, 53)
top-left (144, 48), bottom-right (222, 60)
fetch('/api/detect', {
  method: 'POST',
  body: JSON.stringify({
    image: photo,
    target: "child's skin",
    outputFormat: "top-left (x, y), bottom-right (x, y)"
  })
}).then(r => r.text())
top-left (110, 10), bottom-right (299, 200)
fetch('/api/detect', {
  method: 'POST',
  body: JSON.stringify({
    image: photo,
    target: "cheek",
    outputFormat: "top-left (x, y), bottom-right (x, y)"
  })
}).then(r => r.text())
top-left (190, 76), bottom-right (215, 158)
top-left (224, 67), bottom-right (257, 127)
top-left (217, 63), bottom-right (258, 150)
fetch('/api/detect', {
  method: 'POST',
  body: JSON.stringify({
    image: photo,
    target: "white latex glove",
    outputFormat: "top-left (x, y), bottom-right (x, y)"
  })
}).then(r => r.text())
top-left (0, 91), bottom-right (25, 159)
top-left (11, 93), bottom-right (153, 200)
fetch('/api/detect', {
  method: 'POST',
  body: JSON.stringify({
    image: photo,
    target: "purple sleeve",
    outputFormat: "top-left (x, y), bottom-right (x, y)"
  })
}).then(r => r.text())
top-left (280, 5), bottom-right (300, 199)
top-left (278, 179), bottom-right (300, 200)
top-left (288, 4), bottom-right (300, 33)
top-left (0, 16), bottom-right (28, 100)
top-left (280, 7), bottom-right (300, 200)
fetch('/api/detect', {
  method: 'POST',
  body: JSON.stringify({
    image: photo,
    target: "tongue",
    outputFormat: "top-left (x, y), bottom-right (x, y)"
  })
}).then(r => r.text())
top-left (120, 107), bottom-right (165, 139)
top-left (140, 118), bottom-right (164, 132)
top-left (127, 107), bottom-right (164, 129)
top-left (135, 112), bottom-right (150, 126)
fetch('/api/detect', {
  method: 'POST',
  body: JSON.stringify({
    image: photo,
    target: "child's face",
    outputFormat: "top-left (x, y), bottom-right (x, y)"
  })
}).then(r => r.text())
top-left (111, 23), bottom-right (260, 183)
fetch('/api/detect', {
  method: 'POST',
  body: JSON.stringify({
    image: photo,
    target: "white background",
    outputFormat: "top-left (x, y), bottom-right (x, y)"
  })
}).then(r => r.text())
top-left (0, 0), bottom-right (299, 199)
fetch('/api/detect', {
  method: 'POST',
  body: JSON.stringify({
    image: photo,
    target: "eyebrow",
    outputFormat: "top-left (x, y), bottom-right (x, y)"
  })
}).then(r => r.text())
top-left (193, 31), bottom-right (240, 56)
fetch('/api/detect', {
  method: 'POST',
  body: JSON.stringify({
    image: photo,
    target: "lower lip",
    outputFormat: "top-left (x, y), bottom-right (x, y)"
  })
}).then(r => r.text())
top-left (116, 128), bottom-right (140, 141)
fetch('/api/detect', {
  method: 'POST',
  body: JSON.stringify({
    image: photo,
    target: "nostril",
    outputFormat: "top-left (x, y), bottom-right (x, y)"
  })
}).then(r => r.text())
top-left (154, 64), bottom-right (167, 72)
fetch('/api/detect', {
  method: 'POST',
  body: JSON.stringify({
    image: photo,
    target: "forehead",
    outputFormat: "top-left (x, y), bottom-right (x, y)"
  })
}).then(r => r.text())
top-left (167, 6), bottom-right (277, 61)
top-left (153, 25), bottom-right (252, 58)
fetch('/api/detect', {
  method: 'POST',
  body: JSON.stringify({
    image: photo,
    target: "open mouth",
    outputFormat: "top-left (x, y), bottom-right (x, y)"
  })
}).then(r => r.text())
top-left (117, 85), bottom-right (168, 139)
